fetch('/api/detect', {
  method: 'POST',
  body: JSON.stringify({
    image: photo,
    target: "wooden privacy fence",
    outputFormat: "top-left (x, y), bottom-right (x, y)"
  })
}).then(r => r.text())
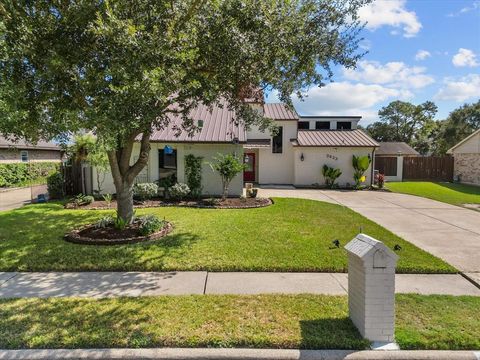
top-left (374, 157), bottom-right (398, 176)
top-left (402, 156), bottom-right (453, 181)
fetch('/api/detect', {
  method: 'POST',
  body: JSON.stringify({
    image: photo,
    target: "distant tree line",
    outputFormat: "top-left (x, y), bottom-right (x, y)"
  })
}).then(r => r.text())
top-left (365, 100), bottom-right (480, 155)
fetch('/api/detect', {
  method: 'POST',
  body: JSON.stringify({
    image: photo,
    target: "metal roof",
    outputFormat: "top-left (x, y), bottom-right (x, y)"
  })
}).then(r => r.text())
top-left (149, 101), bottom-right (246, 144)
top-left (376, 142), bottom-right (419, 156)
top-left (0, 136), bottom-right (61, 150)
top-left (294, 130), bottom-right (379, 147)
top-left (264, 103), bottom-right (298, 120)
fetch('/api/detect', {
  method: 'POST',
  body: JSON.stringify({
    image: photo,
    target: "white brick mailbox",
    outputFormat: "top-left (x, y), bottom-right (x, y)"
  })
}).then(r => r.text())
top-left (345, 233), bottom-right (399, 345)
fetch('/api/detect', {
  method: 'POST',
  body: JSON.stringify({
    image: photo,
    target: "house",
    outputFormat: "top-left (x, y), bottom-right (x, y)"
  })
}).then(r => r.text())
top-left (374, 142), bottom-right (419, 182)
top-left (0, 136), bottom-right (63, 164)
top-left (447, 129), bottom-right (480, 186)
top-left (93, 98), bottom-right (378, 196)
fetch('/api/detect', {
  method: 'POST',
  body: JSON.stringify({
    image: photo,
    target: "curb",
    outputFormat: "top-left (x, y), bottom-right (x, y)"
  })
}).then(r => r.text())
top-left (0, 349), bottom-right (478, 360)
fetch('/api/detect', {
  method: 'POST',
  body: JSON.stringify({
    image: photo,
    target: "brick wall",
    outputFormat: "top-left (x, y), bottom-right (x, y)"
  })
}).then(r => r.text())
top-left (454, 153), bottom-right (480, 185)
top-left (0, 149), bottom-right (62, 163)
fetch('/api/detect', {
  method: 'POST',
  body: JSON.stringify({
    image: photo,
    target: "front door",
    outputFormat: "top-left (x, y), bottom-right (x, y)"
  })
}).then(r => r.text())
top-left (243, 153), bottom-right (256, 182)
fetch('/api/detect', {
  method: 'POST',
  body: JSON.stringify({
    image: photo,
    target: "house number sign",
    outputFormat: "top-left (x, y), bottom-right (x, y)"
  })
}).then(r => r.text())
top-left (326, 154), bottom-right (338, 161)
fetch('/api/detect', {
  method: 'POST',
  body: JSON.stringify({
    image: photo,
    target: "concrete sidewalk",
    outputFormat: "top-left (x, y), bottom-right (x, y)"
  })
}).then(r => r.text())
top-left (0, 272), bottom-right (479, 298)
top-left (1, 348), bottom-right (479, 360)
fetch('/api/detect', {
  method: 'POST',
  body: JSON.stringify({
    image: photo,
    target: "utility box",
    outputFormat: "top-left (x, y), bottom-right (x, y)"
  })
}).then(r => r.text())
top-left (345, 234), bottom-right (399, 345)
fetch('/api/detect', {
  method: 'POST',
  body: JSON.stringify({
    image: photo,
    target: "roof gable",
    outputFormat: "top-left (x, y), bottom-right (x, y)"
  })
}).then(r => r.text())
top-left (447, 129), bottom-right (480, 154)
top-left (376, 142), bottom-right (419, 156)
top-left (293, 130), bottom-right (378, 148)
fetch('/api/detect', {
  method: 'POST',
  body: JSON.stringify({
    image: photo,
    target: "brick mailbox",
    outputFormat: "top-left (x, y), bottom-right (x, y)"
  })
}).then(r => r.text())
top-left (345, 234), bottom-right (399, 345)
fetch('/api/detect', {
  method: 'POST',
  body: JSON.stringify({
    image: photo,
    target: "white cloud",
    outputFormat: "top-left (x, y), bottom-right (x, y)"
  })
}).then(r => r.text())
top-left (288, 82), bottom-right (412, 124)
top-left (415, 50), bottom-right (431, 61)
top-left (343, 60), bottom-right (435, 89)
top-left (358, 0), bottom-right (422, 38)
top-left (434, 74), bottom-right (480, 102)
top-left (447, 1), bottom-right (480, 17)
top-left (452, 48), bottom-right (479, 67)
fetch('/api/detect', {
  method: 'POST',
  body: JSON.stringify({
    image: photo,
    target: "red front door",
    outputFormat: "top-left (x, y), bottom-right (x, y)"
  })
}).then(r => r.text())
top-left (243, 153), bottom-right (256, 182)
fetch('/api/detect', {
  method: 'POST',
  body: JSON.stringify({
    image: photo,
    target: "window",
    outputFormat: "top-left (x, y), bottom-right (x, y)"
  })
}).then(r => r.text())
top-left (20, 150), bottom-right (28, 162)
top-left (315, 121), bottom-right (330, 130)
top-left (337, 121), bottom-right (352, 130)
top-left (272, 126), bottom-right (283, 154)
top-left (159, 148), bottom-right (177, 169)
top-left (298, 121), bottom-right (309, 130)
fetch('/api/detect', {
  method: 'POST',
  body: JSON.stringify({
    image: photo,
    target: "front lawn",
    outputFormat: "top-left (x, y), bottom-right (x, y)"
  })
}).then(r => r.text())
top-left (386, 181), bottom-right (480, 206)
top-left (0, 198), bottom-right (454, 273)
top-left (0, 294), bottom-right (478, 350)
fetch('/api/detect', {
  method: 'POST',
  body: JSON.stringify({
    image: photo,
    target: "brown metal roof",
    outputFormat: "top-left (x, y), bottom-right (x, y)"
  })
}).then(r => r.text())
top-left (148, 101), bottom-right (246, 144)
top-left (0, 136), bottom-right (61, 150)
top-left (264, 103), bottom-right (298, 120)
top-left (294, 130), bottom-right (379, 147)
top-left (376, 142), bottom-right (419, 156)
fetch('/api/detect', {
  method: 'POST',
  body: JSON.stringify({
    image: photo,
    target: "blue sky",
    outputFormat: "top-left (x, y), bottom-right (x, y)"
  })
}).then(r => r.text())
top-left (267, 0), bottom-right (480, 126)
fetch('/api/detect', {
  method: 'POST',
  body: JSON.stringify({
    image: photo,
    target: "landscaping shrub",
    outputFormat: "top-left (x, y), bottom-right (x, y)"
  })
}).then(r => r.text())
top-left (184, 154), bottom-right (203, 198)
top-left (352, 155), bottom-right (371, 189)
top-left (169, 183), bottom-right (190, 200)
top-left (246, 188), bottom-right (258, 198)
top-left (133, 183), bottom-right (159, 201)
top-left (156, 174), bottom-right (176, 198)
top-left (47, 172), bottom-right (64, 199)
top-left (136, 215), bottom-right (165, 236)
top-left (73, 194), bottom-right (94, 206)
top-left (0, 162), bottom-right (59, 187)
top-left (209, 153), bottom-right (246, 200)
top-left (375, 173), bottom-right (385, 188)
top-left (322, 164), bottom-right (342, 189)
top-left (95, 216), bottom-right (115, 229)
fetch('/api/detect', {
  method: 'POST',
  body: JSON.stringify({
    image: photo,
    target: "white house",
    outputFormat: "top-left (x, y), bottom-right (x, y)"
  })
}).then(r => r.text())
top-left (447, 129), bottom-right (480, 186)
top-left (93, 98), bottom-right (378, 196)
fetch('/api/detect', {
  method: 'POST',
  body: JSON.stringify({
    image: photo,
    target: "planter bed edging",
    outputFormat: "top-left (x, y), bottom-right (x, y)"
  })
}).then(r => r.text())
top-left (65, 222), bottom-right (173, 246)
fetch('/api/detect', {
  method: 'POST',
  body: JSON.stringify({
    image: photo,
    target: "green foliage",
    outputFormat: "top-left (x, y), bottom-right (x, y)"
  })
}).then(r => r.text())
top-left (73, 194), bottom-right (94, 206)
top-left (0, 162), bottom-right (59, 188)
top-left (95, 216), bottom-right (115, 229)
top-left (246, 188), bottom-right (258, 198)
top-left (102, 194), bottom-right (113, 207)
top-left (209, 153), bottom-right (246, 199)
top-left (430, 100), bottom-right (480, 155)
top-left (114, 212), bottom-right (128, 231)
top-left (133, 183), bottom-right (159, 201)
top-left (136, 215), bottom-right (165, 236)
top-left (184, 154), bottom-right (203, 198)
top-left (46, 172), bottom-right (64, 199)
top-left (169, 183), bottom-right (190, 200)
top-left (322, 165), bottom-right (342, 189)
top-left (352, 155), bottom-right (371, 189)
top-left (367, 101), bottom-right (438, 154)
top-left (156, 174), bottom-right (177, 198)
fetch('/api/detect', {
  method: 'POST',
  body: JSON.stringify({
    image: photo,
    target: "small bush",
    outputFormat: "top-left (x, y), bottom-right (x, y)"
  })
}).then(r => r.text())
top-left (95, 216), bottom-right (114, 229)
top-left (102, 193), bottom-right (113, 207)
top-left (83, 195), bottom-right (94, 204)
top-left (375, 173), bottom-right (385, 188)
top-left (169, 183), bottom-right (190, 200)
top-left (133, 182), bottom-right (159, 201)
top-left (322, 164), bottom-right (342, 189)
top-left (136, 215), bottom-right (165, 236)
top-left (246, 188), bottom-right (258, 198)
top-left (185, 154), bottom-right (203, 198)
top-left (72, 194), bottom-right (94, 206)
top-left (47, 172), bottom-right (64, 199)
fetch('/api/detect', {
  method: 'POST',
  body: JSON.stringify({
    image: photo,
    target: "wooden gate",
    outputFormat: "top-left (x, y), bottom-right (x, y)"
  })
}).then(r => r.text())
top-left (375, 157), bottom-right (398, 176)
top-left (402, 157), bottom-right (453, 181)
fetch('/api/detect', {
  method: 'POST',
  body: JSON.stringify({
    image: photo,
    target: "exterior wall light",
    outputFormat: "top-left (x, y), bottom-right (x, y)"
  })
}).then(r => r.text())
top-left (300, 153), bottom-right (305, 161)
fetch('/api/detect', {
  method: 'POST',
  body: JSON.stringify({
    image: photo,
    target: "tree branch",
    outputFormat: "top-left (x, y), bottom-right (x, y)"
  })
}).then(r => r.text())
top-left (125, 130), bottom-right (151, 184)
top-left (107, 150), bottom-right (123, 190)
top-left (118, 131), bottom-right (139, 175)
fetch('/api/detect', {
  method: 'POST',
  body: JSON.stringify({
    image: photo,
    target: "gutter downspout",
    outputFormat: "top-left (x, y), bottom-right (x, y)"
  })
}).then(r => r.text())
top-left (370, 148), bottom-right (376, 187)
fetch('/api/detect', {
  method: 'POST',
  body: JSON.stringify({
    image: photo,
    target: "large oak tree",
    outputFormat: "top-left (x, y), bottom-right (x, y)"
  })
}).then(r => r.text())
top-left (1, 0), bottom-right (369, 222)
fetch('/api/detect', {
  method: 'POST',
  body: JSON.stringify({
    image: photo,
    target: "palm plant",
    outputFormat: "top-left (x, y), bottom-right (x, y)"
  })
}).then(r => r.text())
top-left (322, 165), bottom-right (342, 189)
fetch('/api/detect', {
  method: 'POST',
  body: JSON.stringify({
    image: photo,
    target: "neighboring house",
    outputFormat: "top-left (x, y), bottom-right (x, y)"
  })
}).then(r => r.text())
top-left (447, 129), bottom-right (480, 186)
top-left (0, 136), bottom-right (63, 164)
top-left (93, 98), bottom-right (378, 196)
top-left (374, 142), bottom-right (419, 182)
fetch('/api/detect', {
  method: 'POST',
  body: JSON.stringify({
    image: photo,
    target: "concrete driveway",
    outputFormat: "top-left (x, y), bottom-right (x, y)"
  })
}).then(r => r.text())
top-left (0, 187), bottom-right (32, 211)
top-left (259, 188), bottom-right (480, 275)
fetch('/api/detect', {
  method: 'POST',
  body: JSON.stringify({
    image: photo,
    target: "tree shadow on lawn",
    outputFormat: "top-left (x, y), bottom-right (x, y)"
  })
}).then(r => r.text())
top-left (0, 203), bottom-right (199, 271)
top-left (299, 318), bottom-right (370, 350)
top-left (436, 182), bottom-right (480, 197)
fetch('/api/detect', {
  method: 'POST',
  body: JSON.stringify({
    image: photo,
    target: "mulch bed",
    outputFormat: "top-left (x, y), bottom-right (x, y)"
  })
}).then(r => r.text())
top-left (65, 197), bottom-right (272, 210)
top-left (65, 221), bottom-right (173, 245)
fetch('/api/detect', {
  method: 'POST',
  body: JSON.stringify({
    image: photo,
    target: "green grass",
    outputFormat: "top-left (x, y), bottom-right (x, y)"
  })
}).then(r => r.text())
top-left (387, 181), bottom-right (480, 206)
top-left (0, 294), bottom-right (478, 350)
top-left (0, 198), bottom-right (454, 273)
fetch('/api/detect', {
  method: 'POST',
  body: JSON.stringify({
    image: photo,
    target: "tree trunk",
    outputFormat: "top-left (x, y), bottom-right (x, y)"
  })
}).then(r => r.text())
top-left (107, 130), bottom-right (151, 224)
top-left (116, 180), bottom-right (134, 222)
top-left (221, 180), bottom-right (228, 201)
